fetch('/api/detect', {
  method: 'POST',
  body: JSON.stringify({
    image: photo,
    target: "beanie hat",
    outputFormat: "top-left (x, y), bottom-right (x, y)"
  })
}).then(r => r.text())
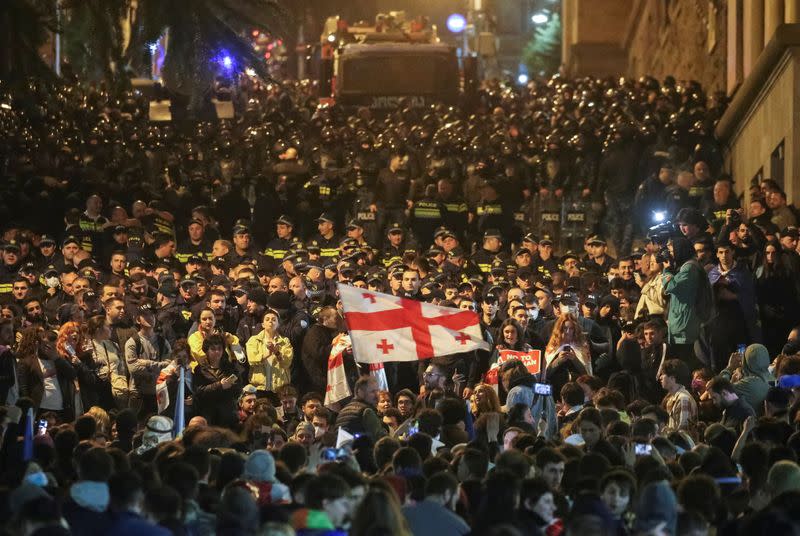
top-left (244, 449), bottom-right (276, 482)
top-left (267, 290), bottom-right (292, 311)
top-left (247, 287), bottom-right (268, 308)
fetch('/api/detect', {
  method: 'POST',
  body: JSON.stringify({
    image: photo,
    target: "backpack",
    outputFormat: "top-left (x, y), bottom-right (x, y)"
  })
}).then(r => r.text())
top-left (688, 260), bottom-right (715, 325)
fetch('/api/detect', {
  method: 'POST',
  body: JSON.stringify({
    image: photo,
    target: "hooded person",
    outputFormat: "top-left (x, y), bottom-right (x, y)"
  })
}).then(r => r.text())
top-left (635, 480), bottom-right (678, 536)
top-left (135, 415), bottom-right (173, 456)
top-left (62, 448), bottom-right (114, 535)
top-left (502, 361), bottom-right (558, 439)
top-left (719, 343), bottom-right (774, 412)
top-left (229, 450), bottom-right (291, 506)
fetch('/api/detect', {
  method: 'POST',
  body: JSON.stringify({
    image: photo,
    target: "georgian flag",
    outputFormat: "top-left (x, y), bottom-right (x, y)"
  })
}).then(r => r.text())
top-left (337, 283), bottom-right (490, 364)
top-left (325, 333), bottom-right (353, 407)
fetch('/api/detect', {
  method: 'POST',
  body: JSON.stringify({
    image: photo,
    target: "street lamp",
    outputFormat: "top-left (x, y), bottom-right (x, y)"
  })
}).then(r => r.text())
top-left (531, 12), bottom-right (549, 24)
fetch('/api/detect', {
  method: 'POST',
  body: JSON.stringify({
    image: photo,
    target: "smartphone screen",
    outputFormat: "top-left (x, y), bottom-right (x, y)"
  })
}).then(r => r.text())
top-left (534, 383), bottom-right (552, 396)
top-left (635, 443), bottom-right (652, 456)
top-left (36, 419), bottom-right (48, 436)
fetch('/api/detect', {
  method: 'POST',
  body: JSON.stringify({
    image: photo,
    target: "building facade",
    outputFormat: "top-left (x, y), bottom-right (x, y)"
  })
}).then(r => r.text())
top-left (563, 0), bottom-right (800, 205)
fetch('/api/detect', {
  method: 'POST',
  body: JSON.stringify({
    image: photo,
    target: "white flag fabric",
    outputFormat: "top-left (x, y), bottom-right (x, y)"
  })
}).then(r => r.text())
top-left (337, 283), bottom-right (490, 364)
top-left (325, 333), bottom-right (352, 407)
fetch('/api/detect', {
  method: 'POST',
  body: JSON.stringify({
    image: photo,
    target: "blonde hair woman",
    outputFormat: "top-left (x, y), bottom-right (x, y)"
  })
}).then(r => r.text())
top-left (635, 252), bottom-right (666, 319)
top-left (544, 314), bottom-right (591, 396)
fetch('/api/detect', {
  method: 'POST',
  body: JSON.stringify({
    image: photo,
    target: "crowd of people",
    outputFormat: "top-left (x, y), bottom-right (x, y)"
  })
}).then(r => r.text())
top-left (0, 71), bottom-right (800, 536)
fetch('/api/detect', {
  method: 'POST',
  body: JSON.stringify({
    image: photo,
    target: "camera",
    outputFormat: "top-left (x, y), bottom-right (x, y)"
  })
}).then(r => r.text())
top-left (647, 220), bottom-right (677, 246)
top-left (647, 220), bottom-right (677, 265)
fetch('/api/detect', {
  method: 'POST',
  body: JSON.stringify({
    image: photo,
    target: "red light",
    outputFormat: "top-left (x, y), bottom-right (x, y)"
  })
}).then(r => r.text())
top-left (264, 52), bottom-right (271, 59)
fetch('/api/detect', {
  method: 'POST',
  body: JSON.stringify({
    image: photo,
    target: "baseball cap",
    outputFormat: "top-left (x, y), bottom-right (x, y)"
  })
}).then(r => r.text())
top-left (186, 255), bottom-right (206, 265)
top-left (61, 236), bottom-right (80, 248)
top-left (586, 234), bottom-right (606, 245)
top-left (4, 240), bottom-right (20, 252)
top-left (448, 246), bottom-right (465, 258)
top-left (233, 225), bottom-right (250, 235)
top-left (514, 248), bottom-right (531, 258)
top-left (560, 251), bottom-right (579, 263)
top-left (346, 219), bottom-right (363, 230)
top-left (387, 222), bottom-right (403, 233)
top-left (781, 226), bottom-right (799, 240)
top-left (483, 229), bottom-right (502, 240)
top-left (43, 265), bottom-right (59, 277)
top-left (113, 225), bottom-right (128, 234)
top-left (276, 215), bottom-right (294, 226)
top-left (306, 240), bottom-right (321, 253)
top-left (18, 262), bottom-right (36, 274)
top-left (39, 235), bottom-right (56, 247)
top-left (522, 233), bottom-right (539, 244)
top-left (316, 212), bottom-right (335, 224)
top-left (433, 227), bottom-right (450, 239)
top-left (539, 235), bottom-right (554, 246)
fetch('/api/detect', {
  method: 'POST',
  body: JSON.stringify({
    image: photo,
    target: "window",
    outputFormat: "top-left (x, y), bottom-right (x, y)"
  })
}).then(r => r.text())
top-left (770, 140), bottom-right (785, 189)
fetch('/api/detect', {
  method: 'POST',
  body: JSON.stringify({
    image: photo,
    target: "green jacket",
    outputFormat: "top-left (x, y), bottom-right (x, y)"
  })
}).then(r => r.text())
top-left (720, 344), bottom-right (773, 412)
top-left (663, 261), bottom-right (704, 344)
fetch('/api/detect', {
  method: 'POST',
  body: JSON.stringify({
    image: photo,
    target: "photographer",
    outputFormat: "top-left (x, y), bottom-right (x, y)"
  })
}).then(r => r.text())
top-left (716, 208), bottom-right (766, 271)
top-left (662, 236), bottom-right (710, 370)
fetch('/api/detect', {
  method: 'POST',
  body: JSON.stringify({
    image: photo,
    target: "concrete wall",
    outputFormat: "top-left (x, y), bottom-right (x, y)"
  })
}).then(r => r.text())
top-left (562, 0), bottom-right (630, 77)
top-left (626, 0), bottom-right (728, 92)
top-left (725, 48), bottom-right (800, 202)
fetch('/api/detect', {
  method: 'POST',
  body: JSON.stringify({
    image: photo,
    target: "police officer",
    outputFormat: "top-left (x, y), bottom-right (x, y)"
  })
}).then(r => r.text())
top-left (380, 223), bottom-right (416, 267)
top-left (0, 241), bottom-right (22, 298)
top-left (409, 184), bottom-right (446, 250)
top-left (263, 215), bottom-right (297, 270)
top-left (470, 229), bottom-right (504, 275)
top-left (311, 213), bottom-right (340, 262)
top-left (475, 180), bottom-right (509, 239)
top-left (176, 218), bottom-right (214, 263)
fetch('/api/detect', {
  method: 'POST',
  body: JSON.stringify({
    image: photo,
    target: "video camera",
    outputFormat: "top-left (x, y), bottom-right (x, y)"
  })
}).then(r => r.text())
top-left (647, 219), bottom-right (679, 264)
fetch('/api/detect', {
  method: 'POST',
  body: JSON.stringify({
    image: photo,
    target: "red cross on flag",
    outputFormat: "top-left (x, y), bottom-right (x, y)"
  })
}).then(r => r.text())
top-left (337, 283), bottom-right (491, 363)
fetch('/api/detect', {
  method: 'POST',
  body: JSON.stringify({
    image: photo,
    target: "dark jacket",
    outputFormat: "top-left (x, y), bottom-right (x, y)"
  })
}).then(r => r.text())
top-left (300, 324), bottom-right (337, 394)
top-left (17, 342), bottom-right (77, 419)
top-left (194, 360), bottom-right (242, 427)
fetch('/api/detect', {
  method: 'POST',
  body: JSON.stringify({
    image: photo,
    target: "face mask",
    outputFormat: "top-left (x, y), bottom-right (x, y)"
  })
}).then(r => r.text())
top-left (560, 304), bottom-right (579, 317)
top-left (314, 426), bottom-right (325, 438)
top-left (45, 277), bottom-right (59, 288)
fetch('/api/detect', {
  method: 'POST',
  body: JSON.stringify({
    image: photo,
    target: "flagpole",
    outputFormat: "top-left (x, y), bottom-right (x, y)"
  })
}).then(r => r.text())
top-left (173, 366), bottom-right (185, 438)
top-left (22, 408), bottom-right (34, 461)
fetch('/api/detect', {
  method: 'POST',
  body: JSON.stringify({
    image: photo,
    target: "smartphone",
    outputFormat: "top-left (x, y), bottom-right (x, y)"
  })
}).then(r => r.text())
top-left (407, 420), bottom-right (419, 436)
top-left (231, 345), bottom-right (246, 363)
top-left (36, 419), bottom-right (48, 436)
top-left (534, 383), bottom-right (552, 396)
top-left (321, 447), bottom-right (348, 461)
top-left (634, 443), bottom-right (652, 456)
top-left (562, 345), bottom-right (572, 353)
